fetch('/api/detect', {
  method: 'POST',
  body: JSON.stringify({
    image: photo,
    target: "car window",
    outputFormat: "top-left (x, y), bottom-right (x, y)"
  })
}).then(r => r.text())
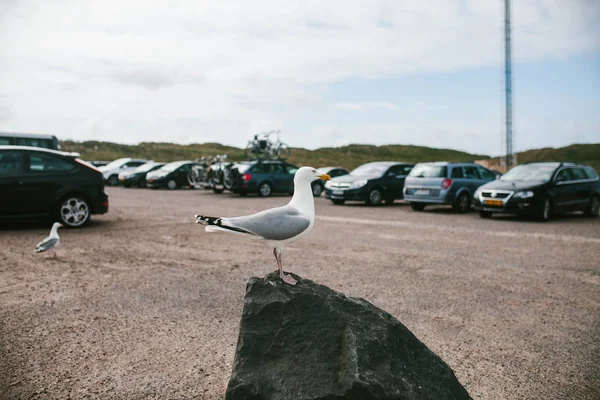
top-left (478, 167), bottom-right (497, 180)
top-left (408, 164), bottom-right (447, 178)
top-left (284, 164), bottom-right (299, 174)
top-left (402, 165), bottom-right (414, 175)
top-left (0, 150), bottom-right (22, 176)
top-left (462, 166), bottom-right (481, 179)
top-left (330, 169), bottom-right (346, 177)
top-left (178, 164), bottom-right (191, 172)
top-left (126, 161), bottom-right (146, 167)
top-left (570, 168), bottom-right (587, 181)
top-left (0, 138), bottom-right (10, 145)
top-left (270, 164), bottom-right (285, 174)
top-left (16, 138), bottom-right (53, 149)
top-left (451, 167), bottom-right (464, 178)
top-left (251, 164), bottom-right (266, 173)
top-left (29, 153), bottom-right (74, 173)
top-left (555, 168), bottom-right (574, 183)
top-left (583, 166), bottom-right (599, 179)
top-left (386, 165), bottom-right (403, 176)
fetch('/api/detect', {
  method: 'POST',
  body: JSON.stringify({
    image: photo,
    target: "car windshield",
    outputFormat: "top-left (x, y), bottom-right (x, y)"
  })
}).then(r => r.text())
top-left (350, 164), bottom-right (389, 177)
top-left (134, 162), bottom-right (159, 173)
top-left (500, 164), bottom-right (556, 182)
top-left (103, 158), bottom-right (129, 169)
top-left (408, 164), bottom-right (448, 178)
top-left (160, 161), bottom-right (187, 172)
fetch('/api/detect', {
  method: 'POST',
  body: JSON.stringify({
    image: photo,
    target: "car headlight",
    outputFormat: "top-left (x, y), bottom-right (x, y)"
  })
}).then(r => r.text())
top-left (514, 190), bottom-right (534, 199)
top-left (324, 181), bottom-right (332, 189)
top-left (350, 179), bottom-right (368, 189)
top-left (474, 188), bottom-right (482, 198)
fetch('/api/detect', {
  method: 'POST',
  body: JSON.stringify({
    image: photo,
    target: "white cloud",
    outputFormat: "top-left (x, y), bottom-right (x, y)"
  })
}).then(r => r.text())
top-left (0, 0), bottom-right (598, 153)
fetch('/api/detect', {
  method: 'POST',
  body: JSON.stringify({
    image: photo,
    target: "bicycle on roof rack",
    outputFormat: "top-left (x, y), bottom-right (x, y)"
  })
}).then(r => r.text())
top-left (245, 130), bottom-right (291, 161)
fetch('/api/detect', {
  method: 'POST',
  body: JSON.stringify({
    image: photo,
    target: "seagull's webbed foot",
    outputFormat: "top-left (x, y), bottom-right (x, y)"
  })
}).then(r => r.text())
top-left (280, 273), bottom-right (297, 286)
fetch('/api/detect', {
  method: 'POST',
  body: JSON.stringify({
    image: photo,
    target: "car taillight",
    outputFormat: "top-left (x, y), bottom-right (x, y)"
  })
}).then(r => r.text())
top-left (75, 158), bottom-right (102, 173)
top-left (442, 178), bottom-right (453, 189)
top-left (242, 174), bottom-right (252, 182)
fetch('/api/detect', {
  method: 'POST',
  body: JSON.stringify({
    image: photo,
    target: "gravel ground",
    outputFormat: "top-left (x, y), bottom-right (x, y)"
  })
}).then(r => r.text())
top-left (1, 187), bottom-right (599, 400)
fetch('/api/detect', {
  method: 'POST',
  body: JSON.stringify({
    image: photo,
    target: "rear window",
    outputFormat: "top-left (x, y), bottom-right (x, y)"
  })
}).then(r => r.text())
top-left (29, 153), bottom-right (74, 173)
top-left (584, 166), bottom-right (599, 179)
top-left (408, 164), bottom-right (448, 178)
top-left (570, 168), bottom-right (587, 181)
top-left (234, 164), bottom-right (251, 173)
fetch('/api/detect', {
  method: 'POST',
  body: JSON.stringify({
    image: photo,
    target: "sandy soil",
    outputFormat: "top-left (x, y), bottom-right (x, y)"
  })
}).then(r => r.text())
top-left (1, 187), bottom-right (599, 399)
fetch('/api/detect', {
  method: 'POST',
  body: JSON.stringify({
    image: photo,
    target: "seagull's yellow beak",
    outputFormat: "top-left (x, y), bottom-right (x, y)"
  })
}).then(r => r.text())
top-left (319, 173), bottom-right (331, 181)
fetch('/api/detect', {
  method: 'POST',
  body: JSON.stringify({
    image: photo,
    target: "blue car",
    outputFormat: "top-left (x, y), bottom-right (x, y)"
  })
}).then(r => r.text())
top-left (403, 162), bottom-right (498, 212)
top-left (229, 161), bottom-right (299, 197)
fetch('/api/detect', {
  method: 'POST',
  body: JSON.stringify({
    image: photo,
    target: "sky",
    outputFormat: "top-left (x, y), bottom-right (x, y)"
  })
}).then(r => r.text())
top-left (0, 0), bottom-right (599, 156)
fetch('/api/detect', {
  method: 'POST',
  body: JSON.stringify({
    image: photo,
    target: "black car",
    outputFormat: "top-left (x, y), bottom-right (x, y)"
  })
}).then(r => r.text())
top-left (325, 161), bottom-right (415, 205)
top-left (0, 146), bottom-right (109, 227)
top-left (312, 167), bottom-right (349, 197)
top-left (146, 160), bottom-right (199, 189)
top-left (473, 162), bottom-right (600, 221)
top-left (119, 161), bottom-right (165, 188)
top-left (228, 161), bottom-right (300, 197)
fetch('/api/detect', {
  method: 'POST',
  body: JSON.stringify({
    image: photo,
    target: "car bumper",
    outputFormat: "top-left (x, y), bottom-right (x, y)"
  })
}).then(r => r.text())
top-left (119, 176), bottom-right (139, 186)
top-left (473, 197), bottom-right (542, 215)
top-left (146, 179), bottom-right (166, 188)
top-left (403, 189), bottom-right (453, 205)
top-left (92, 192), bottom-right (109, 215)
top-left (325, 188), bottom-right (368, 201)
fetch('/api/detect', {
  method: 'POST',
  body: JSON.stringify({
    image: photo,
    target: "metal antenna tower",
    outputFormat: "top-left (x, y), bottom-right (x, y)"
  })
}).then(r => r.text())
top-left (504, 0), bottom-right (513, 168)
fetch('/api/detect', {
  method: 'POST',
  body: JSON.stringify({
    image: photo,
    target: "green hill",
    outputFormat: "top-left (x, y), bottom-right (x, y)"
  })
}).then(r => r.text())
top-left (61, 140), bottom-right (488, 170)
top-left (61, 140), bottom-right (600, 172)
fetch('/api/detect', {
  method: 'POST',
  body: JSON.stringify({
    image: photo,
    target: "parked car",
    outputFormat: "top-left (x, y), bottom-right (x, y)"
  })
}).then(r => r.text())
top-left (312, 167), bottom-right (349, 197)
top-left (0, 132), bottom-right (61, 150)
top-left (324, 162), bottom-right (414, 206)
top-left (403, 162), bottom-right (498, 212)
top-left (119, 161), bottom-right (165, 188)
top-left (228, 160), bottom-right (300, 197)
top-left (91, 161), bottom-right (110, 167)
top-left (146, 160), bottom-right (199, 189)
top-left (473, 162), bottom-right (600, 221)
top-left (99, 158), bottom-right (148, 186)
top-left (0, 146), bottom-right (109, 227)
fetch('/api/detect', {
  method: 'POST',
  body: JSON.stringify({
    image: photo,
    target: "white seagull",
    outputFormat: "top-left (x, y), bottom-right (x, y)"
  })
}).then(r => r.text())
top-left (35, 222), bottom-right (63, 257)
top-left (195, 166), bottom-right (330, 285)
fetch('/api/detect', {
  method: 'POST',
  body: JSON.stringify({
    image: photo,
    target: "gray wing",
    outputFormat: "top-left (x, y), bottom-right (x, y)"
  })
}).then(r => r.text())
top-left (36, 237), bottom-right (58, 253)
top-left (225, 206), bottom-right (310, 241)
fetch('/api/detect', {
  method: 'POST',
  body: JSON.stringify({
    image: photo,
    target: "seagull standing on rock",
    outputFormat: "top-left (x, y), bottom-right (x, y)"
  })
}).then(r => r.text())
top-left (35, 222), bottom-right (63, 258)
top-left (195, 166), bottom-right (330, 285)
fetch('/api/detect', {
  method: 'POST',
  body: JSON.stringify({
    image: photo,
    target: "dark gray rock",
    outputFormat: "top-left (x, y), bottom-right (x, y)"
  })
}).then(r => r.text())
top-left (225, 271), bottom-right (471, 400)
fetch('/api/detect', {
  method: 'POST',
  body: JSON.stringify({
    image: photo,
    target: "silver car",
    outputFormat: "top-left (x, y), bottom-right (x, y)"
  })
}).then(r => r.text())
top-left (403, 162), bottom-right (498, 212)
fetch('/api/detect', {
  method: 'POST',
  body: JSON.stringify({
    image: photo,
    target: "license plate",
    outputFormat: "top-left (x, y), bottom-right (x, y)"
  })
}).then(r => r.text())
top-left (333, 190), bottom-right (344, 196)
top-left (484, 199), bottom-right (503, 206)
top-left (415, 189), bottom-right (429, 195)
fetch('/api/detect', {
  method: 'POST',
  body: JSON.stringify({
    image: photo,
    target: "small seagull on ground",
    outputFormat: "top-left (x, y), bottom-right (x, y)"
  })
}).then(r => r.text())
top-left (195, 166), bottom-right (330, 285)
top-left (35, 222), bottom-right (63, 258)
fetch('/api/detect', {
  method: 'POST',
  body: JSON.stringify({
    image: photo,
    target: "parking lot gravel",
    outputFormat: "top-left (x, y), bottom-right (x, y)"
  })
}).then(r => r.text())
top-left (1, 187), bottom-right (599, 399)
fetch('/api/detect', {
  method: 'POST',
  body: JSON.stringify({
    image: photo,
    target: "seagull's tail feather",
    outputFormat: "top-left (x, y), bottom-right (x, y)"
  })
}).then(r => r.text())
top-left (195, 214), bottom-right (257, 236)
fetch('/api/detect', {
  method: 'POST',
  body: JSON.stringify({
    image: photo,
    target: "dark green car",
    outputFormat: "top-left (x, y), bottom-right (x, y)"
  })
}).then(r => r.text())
top-left (229, 161), bottom-right (299, 197)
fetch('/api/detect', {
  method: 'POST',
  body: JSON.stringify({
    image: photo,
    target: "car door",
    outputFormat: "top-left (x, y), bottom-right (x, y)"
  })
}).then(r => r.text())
top-left (176, 164), bottom-right (192, 187)
top-left (570, 167), bottom-right (593, 209)
top-left (383, 165), bottom-right (406, 199)
top-left (462, 165), bottom-right (483, 193)
top-left (270, 164), bottom-right (289, 193)
top-left (21, 151), bottom-right (77, 214)
top-left (552, 168), bottom-right (577, 212)
top-left (0, 149), bottom-right (27, 216)
top-left (283, 164), bottom-right (299, 193)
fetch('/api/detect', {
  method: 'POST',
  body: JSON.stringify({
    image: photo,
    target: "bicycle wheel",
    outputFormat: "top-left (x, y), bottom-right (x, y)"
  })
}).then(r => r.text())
top-left (276, 143), bottom-right (291, 161)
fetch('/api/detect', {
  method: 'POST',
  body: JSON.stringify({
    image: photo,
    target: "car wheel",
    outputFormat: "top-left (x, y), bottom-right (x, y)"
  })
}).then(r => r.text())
top-left (167, 179), bottom-right (177, 190)
top-left (410, 202), bottom-right (426, 211)
top-left (453, 192), bottom-right (471, 213)
top-left (479, 211), bottom-right (493, 219)
top-left (367, 188), bottom-right (383, 206)
top-left (258, 182), bottom-right (272, 197)
top-left (311, 182), bottom-right (323, 197)
top-left (584, 195), bottom-right (600, 217)
top-left (108, 174), bottom-right (119, 186)
top-left (538, 198), bottom-right (552, 222)
top-left (58, 196), bottom-right (91, 228)
top-left (331, 199), bottom-right (345, 205)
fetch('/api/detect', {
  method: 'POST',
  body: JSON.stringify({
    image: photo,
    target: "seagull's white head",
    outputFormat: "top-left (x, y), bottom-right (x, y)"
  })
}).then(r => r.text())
top-left (52, 222), bottom-right (64, 230)
top-left (294, 166), bottom-right (331, 184)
